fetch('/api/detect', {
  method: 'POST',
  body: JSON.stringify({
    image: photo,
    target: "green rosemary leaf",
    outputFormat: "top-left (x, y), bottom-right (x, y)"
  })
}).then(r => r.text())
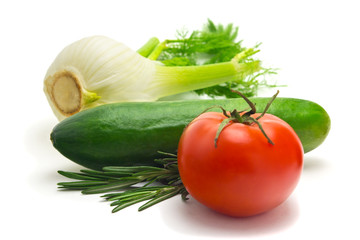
top-left (102, 166), bottom-right (165, 173)
top-left (132, 169), bottom-right (169, 177)
top-left (142, 177), bottom-right (159, 187)
top-left (166, 164), bottom-right (179, 172)
top-left (154, 158), bottom-right (176, 165)
top-left (181, 189), bottom-right (190, 201)
top-left (58, 170), bottom-right (103, 181)
top-left (156, 151), bottom-right (177, 158)
top-left (110, 192), bottom-right (157, 206)
top-left (105, 191), bottom-right (150, 202)
top-left (80, 169), bottom-right (130, 179)
top-left (111, 194), bottom-right (156, 213)
top-left (138, 187), bottom-right (181, 211)
top-left (102, 186), bottom-right (164, 201)
top-left (81, 178), bottom-right (142, 195)
top-left (58, 180), bottom-right (109, 189)
top-left (167, 178), bottom-right (182, 185)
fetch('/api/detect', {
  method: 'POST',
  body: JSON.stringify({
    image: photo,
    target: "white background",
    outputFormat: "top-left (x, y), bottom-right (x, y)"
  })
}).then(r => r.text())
top-left (1, 0), bottom-right (359, 239)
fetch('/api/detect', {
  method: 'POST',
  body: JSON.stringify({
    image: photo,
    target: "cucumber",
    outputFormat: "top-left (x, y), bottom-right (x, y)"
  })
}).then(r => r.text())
top-left (51, 97), bottom-right (331, 170)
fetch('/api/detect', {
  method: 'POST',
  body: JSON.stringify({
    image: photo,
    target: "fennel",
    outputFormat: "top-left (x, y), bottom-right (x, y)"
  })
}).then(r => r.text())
top-left (44, 20), bottom-right (273, 120)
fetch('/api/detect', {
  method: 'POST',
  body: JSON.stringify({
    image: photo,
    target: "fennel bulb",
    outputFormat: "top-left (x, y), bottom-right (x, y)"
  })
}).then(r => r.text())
top-left (44, 35), bottom-right (261, 120)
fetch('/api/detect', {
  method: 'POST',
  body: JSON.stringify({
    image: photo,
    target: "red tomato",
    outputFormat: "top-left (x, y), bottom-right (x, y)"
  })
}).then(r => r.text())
top-left (177, 111), bottom-right (303, 217)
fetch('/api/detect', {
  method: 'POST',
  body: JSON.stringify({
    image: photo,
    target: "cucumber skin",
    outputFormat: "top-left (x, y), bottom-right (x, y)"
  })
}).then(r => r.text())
top-left (51, 98), bottom-right (331, 170)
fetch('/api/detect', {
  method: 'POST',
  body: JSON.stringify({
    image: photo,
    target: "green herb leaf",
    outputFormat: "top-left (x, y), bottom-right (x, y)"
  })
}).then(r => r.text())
top-left (157, 19), bottom-right (278, 98)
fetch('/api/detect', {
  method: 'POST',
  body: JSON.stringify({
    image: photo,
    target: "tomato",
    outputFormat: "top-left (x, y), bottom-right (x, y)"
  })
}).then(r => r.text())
top-left (177, 111), bottom-right (303, 217)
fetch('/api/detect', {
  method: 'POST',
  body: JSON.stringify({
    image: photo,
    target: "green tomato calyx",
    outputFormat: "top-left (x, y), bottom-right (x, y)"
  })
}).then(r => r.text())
top-left (209, 90), bottom-right (279, 148)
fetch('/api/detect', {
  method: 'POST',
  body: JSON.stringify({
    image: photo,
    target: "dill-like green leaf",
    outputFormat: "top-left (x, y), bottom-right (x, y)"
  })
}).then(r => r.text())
top-left (157, 19), bottom-right (277, 98)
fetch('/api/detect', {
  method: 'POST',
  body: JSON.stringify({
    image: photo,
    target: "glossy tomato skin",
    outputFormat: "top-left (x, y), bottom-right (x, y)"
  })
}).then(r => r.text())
top-left (177, 112), bottom-right (303, 217)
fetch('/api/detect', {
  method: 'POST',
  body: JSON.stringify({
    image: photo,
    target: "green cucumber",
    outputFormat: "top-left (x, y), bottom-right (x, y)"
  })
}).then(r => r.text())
top-left (51, 97), bottom-right (331, 170)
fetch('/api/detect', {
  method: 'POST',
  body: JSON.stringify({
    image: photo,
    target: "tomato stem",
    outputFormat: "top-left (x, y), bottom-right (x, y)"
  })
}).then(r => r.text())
top-left (199, 105), bottom-right (230, 118)
top-left (256, 90), bottom-right (280, 120)
top-left (249, 117), bottom-right (274, 145)
top-left (215, 118), bottom-right (234, 147)
top-left (231, 89), bottom-right (256, 115)
top-left (212, 90), bottom-right (279, 147)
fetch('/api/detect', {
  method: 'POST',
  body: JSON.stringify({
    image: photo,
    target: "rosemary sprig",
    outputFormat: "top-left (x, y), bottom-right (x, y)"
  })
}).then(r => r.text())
top-left (57, 152), bottom-right (188, 212)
